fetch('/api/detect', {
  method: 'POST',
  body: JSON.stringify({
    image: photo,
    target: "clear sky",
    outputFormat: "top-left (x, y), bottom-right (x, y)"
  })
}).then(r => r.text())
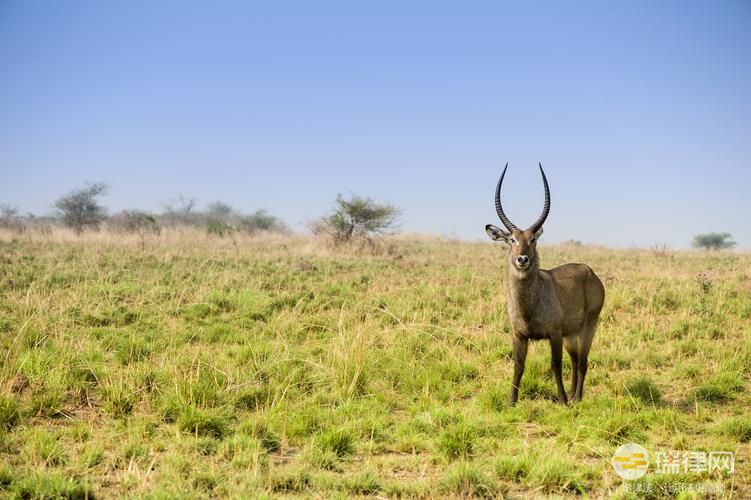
top-left (1, 1), bottom-right (749, 248)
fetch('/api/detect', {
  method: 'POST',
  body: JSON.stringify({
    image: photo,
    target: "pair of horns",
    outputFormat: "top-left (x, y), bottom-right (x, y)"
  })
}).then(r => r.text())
top-left (494, 162), bottom-right (550, 233)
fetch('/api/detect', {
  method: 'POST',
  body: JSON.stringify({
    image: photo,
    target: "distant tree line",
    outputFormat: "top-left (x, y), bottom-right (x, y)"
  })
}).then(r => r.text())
top-left (0, 182), bottom-right (402, 245)
top-left (6, 182), bottom-right (736, 250)
top-left (0, 182), bottom-right (288, 237)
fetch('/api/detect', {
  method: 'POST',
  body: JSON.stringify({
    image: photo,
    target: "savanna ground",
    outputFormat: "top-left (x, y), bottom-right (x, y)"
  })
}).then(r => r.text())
top-left (0, 229), bottom-right (749, 498)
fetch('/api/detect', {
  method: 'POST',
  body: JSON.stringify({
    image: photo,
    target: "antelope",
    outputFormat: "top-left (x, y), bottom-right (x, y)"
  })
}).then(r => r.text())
top-left (485, 163), bottom-right (604, 405)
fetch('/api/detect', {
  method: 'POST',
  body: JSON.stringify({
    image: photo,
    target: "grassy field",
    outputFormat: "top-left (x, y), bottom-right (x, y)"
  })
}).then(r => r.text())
top-left (0, 229), bottom-right (749, 498)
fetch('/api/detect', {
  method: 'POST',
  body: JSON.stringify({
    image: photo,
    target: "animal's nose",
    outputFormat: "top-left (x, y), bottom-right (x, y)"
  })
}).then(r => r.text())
top-left (517, 255), bottom-right (529, 265)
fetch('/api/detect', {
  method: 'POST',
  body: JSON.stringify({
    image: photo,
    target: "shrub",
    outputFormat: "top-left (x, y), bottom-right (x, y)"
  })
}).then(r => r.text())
top-left (238, 209), bottom-right (287, 234)
top-left (0, 205), bottom-right (25, 233)
top-left (692, 232), bottom-right (735, 250)
top-left (311, 194), bottom-right (401, 244)
top-left (109, 210), bottom-right (160, 248)
top-left (54, 182), bottom-right (108, 234)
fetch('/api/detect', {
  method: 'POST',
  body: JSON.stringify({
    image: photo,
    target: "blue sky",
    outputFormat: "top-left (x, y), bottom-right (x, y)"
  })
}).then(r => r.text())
top-left (1, 1), bottom-right (749, 248)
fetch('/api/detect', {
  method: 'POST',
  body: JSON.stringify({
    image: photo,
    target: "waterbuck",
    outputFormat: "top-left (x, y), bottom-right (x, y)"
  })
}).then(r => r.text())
top-left (485, 163), bottom-right (604, 405)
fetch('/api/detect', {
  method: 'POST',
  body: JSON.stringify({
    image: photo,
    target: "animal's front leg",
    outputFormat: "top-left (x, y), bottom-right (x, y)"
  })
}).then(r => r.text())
top-left (549, 337), bottom-right (568, 405)
top-left (509, 335), bottom-right (528, 405)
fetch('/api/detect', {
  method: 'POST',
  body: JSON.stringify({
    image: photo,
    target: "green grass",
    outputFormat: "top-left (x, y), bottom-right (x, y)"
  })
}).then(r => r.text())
top-left (0, 230), bottom-right (749, 497)
top-left (625, 377), bottom-right (663, 406)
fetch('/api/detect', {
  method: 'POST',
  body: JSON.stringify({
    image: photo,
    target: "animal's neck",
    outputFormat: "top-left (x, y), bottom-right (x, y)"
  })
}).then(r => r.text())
top-left (507, 262), bottom-right (541, 316)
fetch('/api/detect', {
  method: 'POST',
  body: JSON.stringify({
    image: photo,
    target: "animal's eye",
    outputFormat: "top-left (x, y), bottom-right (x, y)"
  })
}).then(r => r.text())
top-left (530, 238), bottom-right (536, 244)
top-left (510, 238), bottom-right (516, 244)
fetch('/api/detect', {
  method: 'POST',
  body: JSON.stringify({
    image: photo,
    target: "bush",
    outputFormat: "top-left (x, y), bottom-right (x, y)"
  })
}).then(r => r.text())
top-left (109, 210), bottom-right (160, 235)
top-left (202, 202), bottom-right (286, 236)
top-left (311, 194), bottom-right (401, 244)
top-left (54, 182), bottom-right (108, 234)
top-left (692, 232), bottom-right (735, 251)
top-left (0, 205), bottom-right (25, 233)
top-left (238, 209), bottom-right (287, 234)
top-left (206, 219), bottom-right (234, 238)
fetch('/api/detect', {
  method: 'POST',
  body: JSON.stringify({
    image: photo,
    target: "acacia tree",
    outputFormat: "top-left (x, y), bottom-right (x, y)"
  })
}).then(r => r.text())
top-left (0, 205), bottom-right (25, 233)
top-left (54, 182), bottom-right (108, 234)
top-left (312, 194), bottom-right (401, 244)
top-left (692, 232), bottom-right (736, 251)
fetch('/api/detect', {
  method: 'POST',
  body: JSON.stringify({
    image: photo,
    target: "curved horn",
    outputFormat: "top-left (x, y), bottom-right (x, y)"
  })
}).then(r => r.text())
top-left (494, 162), bottom-right (518, 232)
top-left (528, 162), bottom-right (550, 233)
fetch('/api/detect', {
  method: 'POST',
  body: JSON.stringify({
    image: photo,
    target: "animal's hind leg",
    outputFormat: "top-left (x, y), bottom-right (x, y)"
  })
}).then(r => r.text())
top-left (550, 336), bottom-right (568, 405)
top-left (563, 335), bottom-right (580, 402)
top-left (573, 316), bottom-right (598, 402)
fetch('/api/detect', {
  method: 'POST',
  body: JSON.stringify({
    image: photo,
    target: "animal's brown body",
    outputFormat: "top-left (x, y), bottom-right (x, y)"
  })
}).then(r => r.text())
top-left (486, 164), bottom-right (604, 404)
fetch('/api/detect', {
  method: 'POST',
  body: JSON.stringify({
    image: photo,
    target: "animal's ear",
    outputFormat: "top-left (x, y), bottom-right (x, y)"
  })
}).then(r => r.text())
top-left (485, 224), bottom-right (510, 242)
top-left (534, 227), bottom-right (544, 239)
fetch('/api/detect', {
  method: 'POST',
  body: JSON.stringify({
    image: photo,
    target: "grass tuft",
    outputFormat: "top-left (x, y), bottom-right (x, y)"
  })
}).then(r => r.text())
top-left (346, 469), bottom-right (383, 495)
top-left (9, 473), bottom-right (92, 499)
top-left (626, 378), bottom-right (663, 406)
top-left (267, 469), bottom-right (311, 493)
top-left (695, 384), bottom-right (730, 403)
top-left (722, 416), bottom-right (751, 442)
top-left (316, 428), bottom-right (356, 458)
top-left (178, 406), bottom-right (233, 439)
top-left (438, 421), bottom-right (476, 460)
top-left (439, 461), bottom-right (497, 498)
top-left (0, 396), bottom-right (21, 431)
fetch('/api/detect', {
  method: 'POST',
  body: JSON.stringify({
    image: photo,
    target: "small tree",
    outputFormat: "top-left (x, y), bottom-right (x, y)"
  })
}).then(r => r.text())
top-left (312, 194), bottom-right (401, 244)
top-left (109, 210), bottom-right (161, 249)
top-left (692, 232), bottom-right (736, 251)
top-left (205, 202), bottom-right (237, 237)
top-left (238, 209), bottom-right (287, 234)
top-left (54, 182), bottom-right (108, 234)
top-left (0, 205), bottom-right (25, 233)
